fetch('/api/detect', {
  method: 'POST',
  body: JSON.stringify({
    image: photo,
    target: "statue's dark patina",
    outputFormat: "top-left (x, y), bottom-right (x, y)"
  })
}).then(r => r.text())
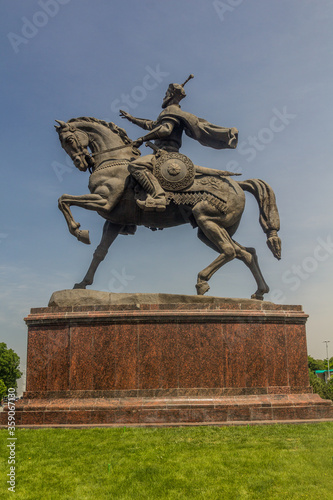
top-left (56, 77), bottom-right (281, 298)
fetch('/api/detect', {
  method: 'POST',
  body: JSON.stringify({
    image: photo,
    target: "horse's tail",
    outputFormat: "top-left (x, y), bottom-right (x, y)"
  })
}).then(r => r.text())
top-left (238, 179), bottom-right (281, 260)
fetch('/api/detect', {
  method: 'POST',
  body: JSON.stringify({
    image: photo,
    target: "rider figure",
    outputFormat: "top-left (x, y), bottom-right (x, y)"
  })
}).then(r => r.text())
top-left (120, 75), bottom-right (238, 212)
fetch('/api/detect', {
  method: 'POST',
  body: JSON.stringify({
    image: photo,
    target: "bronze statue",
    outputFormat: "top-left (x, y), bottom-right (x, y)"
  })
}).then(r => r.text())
top-left (56, 77), bottom-right (281, 298)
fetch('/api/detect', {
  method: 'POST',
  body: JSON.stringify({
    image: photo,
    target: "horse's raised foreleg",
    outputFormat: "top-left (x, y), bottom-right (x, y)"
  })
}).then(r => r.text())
top-left (57, 197), bottom-right (89, 244)
top-left (74, 221), bottom-right (122, 289)
top-left (233, 242), bottom-right (269, 300)
top-left (58, 193), bottom-right (113, 245)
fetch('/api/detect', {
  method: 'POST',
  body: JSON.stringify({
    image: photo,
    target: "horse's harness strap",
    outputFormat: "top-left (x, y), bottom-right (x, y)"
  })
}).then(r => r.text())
top-left (93, 159), bottom-right (129, 173)
top-left (90, 143), bottom-right (133, 157)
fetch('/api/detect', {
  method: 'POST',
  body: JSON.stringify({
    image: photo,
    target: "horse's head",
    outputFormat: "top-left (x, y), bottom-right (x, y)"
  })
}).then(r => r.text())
top-left (55, 117), bottom-right (141, 171)
top-left (55, 120), bottom-right (93, 172)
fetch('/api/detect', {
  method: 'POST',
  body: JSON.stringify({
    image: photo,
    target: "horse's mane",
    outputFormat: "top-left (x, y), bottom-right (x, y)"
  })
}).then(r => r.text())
top-left (68, 117), bottom-right (140, 156)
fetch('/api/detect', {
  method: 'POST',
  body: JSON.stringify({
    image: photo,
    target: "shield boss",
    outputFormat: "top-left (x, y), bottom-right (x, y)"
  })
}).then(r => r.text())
top-left (154, 152), bottom-right (195, 191)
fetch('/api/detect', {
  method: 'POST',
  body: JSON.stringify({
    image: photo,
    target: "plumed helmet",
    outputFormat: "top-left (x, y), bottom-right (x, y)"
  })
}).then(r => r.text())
top-left (167, 83), bottom-right (186, 99)
top-left (167, 75), bottom-right (194, 100)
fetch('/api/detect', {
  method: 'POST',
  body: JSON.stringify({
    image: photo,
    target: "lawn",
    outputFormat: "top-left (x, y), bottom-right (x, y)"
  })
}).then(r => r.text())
top-left (1, 423), bottom-right (333, 499)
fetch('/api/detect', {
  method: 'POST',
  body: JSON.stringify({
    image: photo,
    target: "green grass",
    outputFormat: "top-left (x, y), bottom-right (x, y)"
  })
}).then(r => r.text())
top-left (1, 424), bottom-right (333, 499)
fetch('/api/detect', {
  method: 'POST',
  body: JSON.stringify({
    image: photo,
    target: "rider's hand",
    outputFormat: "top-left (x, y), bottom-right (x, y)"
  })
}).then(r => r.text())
top-left (132, 137), bottom-right (144, 148)
top-left (119, 110), bottom-right (132, 120)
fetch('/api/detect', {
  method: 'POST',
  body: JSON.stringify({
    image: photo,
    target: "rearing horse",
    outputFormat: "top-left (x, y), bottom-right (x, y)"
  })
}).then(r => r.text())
top-left (56, 117), bottom-right (281, 299)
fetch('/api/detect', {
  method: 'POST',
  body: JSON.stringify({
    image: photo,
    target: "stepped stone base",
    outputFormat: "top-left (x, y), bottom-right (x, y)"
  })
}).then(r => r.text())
top-left (9, 394), bottom-right (333, 426)
top-left (2, 291), bottom-right (332, 426)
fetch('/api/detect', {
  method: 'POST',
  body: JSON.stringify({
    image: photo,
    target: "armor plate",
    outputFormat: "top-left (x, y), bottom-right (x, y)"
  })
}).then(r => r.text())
top-left (154, 152), bottom-right (195, 191)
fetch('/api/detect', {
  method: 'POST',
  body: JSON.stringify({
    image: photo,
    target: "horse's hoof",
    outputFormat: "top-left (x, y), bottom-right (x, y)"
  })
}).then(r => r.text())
top-left (251, 293), bottom-right (264, 300)
top-left (196, 281), bottom-right (210, 295)
top-left (73, 282), bottom-right (87, 289)
top-left (76, 230), bottom-right (90, 245)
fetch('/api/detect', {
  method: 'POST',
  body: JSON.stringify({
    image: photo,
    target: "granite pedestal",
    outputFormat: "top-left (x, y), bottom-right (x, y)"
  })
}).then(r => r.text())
top-left (4, 291), bottom-right (333, 426)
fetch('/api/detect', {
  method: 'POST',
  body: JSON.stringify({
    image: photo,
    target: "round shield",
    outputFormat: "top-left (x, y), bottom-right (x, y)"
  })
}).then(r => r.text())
top-left (154, 152), bottom-right (195, 191)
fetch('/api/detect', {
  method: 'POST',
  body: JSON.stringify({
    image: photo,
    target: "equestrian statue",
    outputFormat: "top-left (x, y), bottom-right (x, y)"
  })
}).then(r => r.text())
top-left (56, 75), bottom-right (281, 299)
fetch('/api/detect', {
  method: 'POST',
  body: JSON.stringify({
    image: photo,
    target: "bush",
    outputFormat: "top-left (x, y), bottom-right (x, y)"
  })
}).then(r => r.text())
top-left (326, 378), bottom-right (333, 400)
top-left (309, 369), bottom-right (333, 401)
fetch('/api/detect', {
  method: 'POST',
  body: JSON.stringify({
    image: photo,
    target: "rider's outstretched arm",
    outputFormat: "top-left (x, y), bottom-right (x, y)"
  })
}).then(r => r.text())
top-left (137, 120), bottom-right (175, 142)
top-left (119, 110), bottom-right (156, 130)
top-left (128, 116), bottom-right (156, 130)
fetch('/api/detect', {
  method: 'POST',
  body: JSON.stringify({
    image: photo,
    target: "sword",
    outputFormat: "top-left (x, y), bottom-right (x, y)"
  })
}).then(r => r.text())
top-left (145, 141), bottom-right (160, 153)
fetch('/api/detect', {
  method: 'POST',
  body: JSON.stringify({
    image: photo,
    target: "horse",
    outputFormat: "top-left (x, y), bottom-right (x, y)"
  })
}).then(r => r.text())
top-left (55, 117), bottom-right (281, 299)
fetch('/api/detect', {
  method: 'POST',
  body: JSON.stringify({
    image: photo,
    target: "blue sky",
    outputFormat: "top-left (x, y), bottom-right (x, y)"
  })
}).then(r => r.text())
top-left (1, 0), bottom-right (333, 386)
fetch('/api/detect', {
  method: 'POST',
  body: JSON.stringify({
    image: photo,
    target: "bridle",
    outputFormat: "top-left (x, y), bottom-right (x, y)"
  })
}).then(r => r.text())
top-left (63, 126), bottom-right (134, 164)
top-left (65, 126), bottom-right (90, 158)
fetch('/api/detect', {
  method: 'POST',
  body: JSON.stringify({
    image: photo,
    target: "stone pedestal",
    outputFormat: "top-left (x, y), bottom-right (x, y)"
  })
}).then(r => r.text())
top-left (4, 291), bottom-right (333, 426)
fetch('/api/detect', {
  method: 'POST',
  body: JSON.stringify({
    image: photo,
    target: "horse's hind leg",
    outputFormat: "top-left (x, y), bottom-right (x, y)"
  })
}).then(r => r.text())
top-left (233, 242), bottom-right (269, 300)
top-left (74, 221), bottom-right (122, 289)
top-left (197, 227), bottom-right (220, 253)
top-left (193, 203), bottom-right (237, 295)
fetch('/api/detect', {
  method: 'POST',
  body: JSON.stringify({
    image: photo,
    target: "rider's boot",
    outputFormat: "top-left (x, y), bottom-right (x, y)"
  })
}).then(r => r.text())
top-left (134, 170), bottom-right (167, 212)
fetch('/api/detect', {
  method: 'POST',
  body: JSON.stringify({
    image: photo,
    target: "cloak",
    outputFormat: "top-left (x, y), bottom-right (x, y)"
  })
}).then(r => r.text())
top-left (159, 105), bottom-right (238, 150)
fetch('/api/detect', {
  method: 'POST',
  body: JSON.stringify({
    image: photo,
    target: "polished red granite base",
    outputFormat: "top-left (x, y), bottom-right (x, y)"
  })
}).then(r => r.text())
top-left (9, 394), bottom-right (333, 426)
top-left (3, 295), bottom-right (332, 425)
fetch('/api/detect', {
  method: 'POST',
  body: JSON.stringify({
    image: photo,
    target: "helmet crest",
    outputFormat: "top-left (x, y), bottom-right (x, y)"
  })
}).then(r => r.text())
top-left (163, 74), bottom-right (194, 107)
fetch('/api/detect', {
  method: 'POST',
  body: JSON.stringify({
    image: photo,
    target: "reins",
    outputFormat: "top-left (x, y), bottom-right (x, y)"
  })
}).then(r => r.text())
top-left (90, 142), bottom-right (134, 157)
top-left (70, 127), bottom-right (134, 159)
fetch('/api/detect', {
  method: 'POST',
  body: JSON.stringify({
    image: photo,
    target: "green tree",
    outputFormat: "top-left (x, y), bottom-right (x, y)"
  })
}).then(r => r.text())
top-left (308, 355), bottom-right (325, 372)
top-left (0, 379), bottom-right (6, 401)
top-left (0, 343), bottom-right (22, 392)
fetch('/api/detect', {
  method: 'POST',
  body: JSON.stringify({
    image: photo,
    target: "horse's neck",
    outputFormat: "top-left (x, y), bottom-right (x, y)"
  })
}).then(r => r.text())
top-left (80, 122), bottom-right (133, 164)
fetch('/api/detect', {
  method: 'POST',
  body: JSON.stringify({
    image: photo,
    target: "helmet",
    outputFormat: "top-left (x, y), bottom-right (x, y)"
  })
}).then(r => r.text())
top-left (162, 75), bottom-right (194, 108)
top-left (167, 83), bottom-right (187, 99)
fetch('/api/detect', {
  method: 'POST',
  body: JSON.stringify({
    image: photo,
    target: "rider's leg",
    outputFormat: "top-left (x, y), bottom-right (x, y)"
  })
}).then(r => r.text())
top-left (128, 155), bottom-right (166, 211)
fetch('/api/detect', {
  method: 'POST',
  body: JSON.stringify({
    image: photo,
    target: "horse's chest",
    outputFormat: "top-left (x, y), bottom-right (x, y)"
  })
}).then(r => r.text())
top-left (88, 169), bottom-right (127, 194)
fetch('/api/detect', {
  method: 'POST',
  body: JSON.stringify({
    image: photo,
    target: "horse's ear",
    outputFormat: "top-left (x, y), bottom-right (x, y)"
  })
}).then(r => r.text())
top-left (55, 120), bottom-right (69, 131)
